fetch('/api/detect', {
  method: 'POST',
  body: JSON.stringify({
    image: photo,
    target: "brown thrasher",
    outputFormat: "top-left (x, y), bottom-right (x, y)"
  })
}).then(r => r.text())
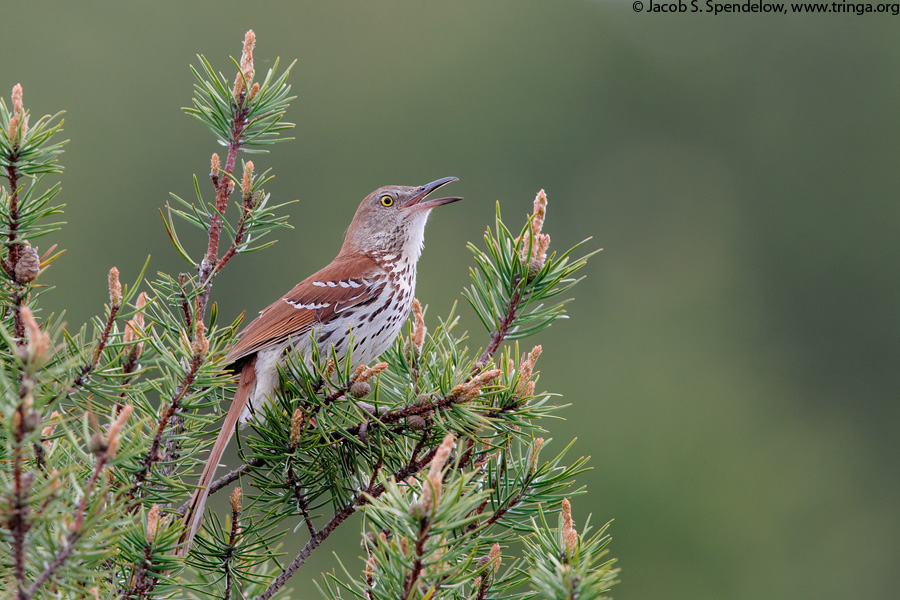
top-left (180, 176), bottom-right (461, 551)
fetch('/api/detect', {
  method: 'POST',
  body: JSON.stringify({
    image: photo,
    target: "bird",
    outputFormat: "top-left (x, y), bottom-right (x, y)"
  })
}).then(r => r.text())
top-left (180, 176), bottom-right (461, 551)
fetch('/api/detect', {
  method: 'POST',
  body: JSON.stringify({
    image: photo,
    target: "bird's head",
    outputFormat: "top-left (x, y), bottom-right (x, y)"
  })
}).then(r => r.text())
top-left (341, 177), bottom-right (461, 262)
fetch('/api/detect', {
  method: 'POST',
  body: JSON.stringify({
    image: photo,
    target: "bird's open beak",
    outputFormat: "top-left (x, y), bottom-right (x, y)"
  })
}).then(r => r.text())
top-left (404, 176), bottom-right (462, 214)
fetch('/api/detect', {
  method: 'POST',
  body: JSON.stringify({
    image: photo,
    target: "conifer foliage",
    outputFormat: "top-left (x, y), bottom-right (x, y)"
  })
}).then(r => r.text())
top-left (0, 32), bottom-right (618, 600)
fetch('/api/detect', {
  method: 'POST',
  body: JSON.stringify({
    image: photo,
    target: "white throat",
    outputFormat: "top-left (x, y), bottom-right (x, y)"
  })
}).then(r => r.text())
top-left (401, 210), bottom-right (430, 264)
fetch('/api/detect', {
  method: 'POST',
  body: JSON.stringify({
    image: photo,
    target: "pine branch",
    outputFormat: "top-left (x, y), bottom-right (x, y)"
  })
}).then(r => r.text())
top-left (11, 398), bottom-right (29, 600)
top-left (477, 274), bottom-right (522, 367)
top-left (402, 519), bottom-right (429, 600)
top-left (254, 447), bottom-right (438, 600)
top-left (73, 291), bottom-right (120, 387)
top-left (25, 405), bottom-right (131, 599)
top-left (3, 142), bottom-right (27, 343)
top-left (130, 351), bottom-right (205, 500)
top-left (196, 103), bottom-right (247, 318)
top-left (24, 452), bottom-right (108, 599)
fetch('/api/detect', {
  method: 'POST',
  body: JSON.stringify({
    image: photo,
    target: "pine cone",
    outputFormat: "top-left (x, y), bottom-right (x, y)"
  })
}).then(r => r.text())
top-left (350, 381), bottom-right (371, 399)
top-left (15, 245), bottom-right (40, 283)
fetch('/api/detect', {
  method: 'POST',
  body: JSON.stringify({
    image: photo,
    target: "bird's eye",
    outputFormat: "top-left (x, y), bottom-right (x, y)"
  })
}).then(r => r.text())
top-left (380, 195), bottom-right (394, 207)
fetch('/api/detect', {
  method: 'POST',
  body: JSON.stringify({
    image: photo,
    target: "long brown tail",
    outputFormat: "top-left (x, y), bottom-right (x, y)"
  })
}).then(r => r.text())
top-left (179, 356), bottom-right (257, 555)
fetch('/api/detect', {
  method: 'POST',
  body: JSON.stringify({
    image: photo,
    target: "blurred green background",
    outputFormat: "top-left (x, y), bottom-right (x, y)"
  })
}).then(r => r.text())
top-left (3, 2), bottom-right (899, 599)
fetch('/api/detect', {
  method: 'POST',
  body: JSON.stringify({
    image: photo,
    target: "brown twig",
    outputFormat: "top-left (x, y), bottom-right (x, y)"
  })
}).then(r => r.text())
top-left (477, 274), bottom-right (523, 368)
top-left (73, 302), bottom-right (120, 387)
top-left (223, 489), bottom-right (242, 600)
top-left (25, 447), bottom-right (111, 599)
top-left (126, 543), bottom-right (156, 599)
top-left (177, 273), bottom-right (192, 331)
top-left (286, 453), bottom-right (317, 537)
top-left (175, 458), bottom-right (264, 517)
top-left (4, 157), bottom-right (27, 344)
top-left (11, 401), bottom-right (29, 599)
top-left (254, 447), bottom-right (438, 600)
top-left (196, 98), bottom-right (249, 318)
top-left (403, 519), bottom-right (429, 600)
top-left (475, 572), bottom-right (492, 600)
top-left (129, 354), bottom-right (204, 500)
top-left (213, 190), bottom-right (255, 277)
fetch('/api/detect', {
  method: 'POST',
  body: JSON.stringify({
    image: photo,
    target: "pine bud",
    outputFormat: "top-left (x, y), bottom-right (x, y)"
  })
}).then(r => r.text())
top-left (106, 404), bottom-right (133, 458)
top-left (411, 298), bottom-right (426, 351)
top-left (406, 415), bottom-right (426, 430)
top-left (8, 115), bottom-right (20, 140)
top-left (531, 189), bottom-right (547, 236)
top-left (233, 30), bottom-right (256, 99)
top-left (359, 362), bottom-right (389, 383)
top-left (108, 267), bottom-right (122, 308)
top-left (240, 30), bottom-right (256, 82)
top-left (192, 319), bottom-right (209, 358)
top-left (230, 486), bottom-right (242, 513)
top-left (123, 320), bottom-right (139, 346)
top-left (15, 245), bottom-right (40, 283)
top-left (530, 437), bottom-right (544, 472)
top-left (521, 381), bottom-right (535, 399)
top-left (561, 498), bottom-right (578, 557)
top-left (489, 542), bottom-right (502, 573)
top-left (210, 153), bottom-right (221, 179)
top-left (365, 555), bottom-right (377, 585)
top-left (241, 161), bottom-right (254, 197)
top-left (11, 83), bottom-right (23, 116)
top-left (248, 82), bottom-right (260, 102)
top-left (429, 434), bottom-right (454, 480)
top-left (290, 408), bottom-right (304, 447)
top-left (516, 345), bottom-right (542, 397)
top-left (349, 380), bottom-right (371, 398)
top-left (21, 306), bottom-right (50, 361)
top-left (9, 84), bottom-right (25, 139)
top-left (146, 505), bottom-right (161, 544)
top-left (516, 189), bottom-right (552, 278)
top-left (420, 434), bottom-right (454, 512)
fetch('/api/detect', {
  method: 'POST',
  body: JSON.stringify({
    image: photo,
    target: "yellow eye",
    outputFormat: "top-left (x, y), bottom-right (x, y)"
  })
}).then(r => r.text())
top-left (380, 195), bottom-right (394, 207)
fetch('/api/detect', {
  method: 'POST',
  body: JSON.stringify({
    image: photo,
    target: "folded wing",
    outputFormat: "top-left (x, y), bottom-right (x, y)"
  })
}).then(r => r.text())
top-left (225, 254), bottom-right (385, 364)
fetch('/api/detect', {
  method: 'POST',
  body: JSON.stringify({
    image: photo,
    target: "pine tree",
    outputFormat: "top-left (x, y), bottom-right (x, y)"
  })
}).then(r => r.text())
top-left (0, 32), bottom-right (618, 600)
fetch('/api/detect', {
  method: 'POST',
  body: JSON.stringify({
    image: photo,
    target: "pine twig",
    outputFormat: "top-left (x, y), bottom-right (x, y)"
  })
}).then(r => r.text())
top-left (25, 446), bottom-right (113, 599)
top-left (196, 99), bottom-right (249, 318)
top-left (11, 401), bottom-right (29, 599)
top-left (130, 354), bottom-right (204, 500)
top-left (477, 274), bottom-right (523, 368)
top-left (3, 156), bottom-right (27, 344)
top-left (253, 447), bottom-right (439, 600)
top-left (403, 519), bottom-right (429, 600)
top-left (73, 301), bottom-right (120, 387)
